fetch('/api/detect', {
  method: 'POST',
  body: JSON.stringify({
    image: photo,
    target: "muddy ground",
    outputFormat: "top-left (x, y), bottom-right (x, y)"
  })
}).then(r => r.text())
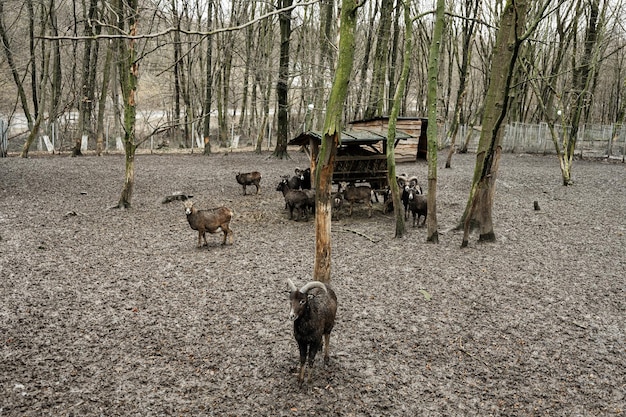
top-left (0, 149), bottom-right (625, 416)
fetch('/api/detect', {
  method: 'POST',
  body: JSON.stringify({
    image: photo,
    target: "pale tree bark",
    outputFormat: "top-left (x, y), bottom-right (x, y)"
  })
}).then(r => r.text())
top-left (425, 0), bottom-right (446, 244)
top-left (254, 3), bottom-right (275, 153)
top-left (114, 0), bottom-right (140, 209)
top-left (461, 0), bottom-right (529, 247)
top-left (273, 0), bottom-right (293, 159)
top-left (314, 0), bottom-right (363, 284)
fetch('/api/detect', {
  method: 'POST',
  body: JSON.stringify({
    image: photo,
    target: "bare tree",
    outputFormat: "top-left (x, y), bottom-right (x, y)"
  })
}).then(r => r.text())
top-left (273, 0), bottom-right (294, 159)
top-left (314, 0), bottom-right (364, 283)
top-left (113, 0), bottom-right (140, 209)
top-left (461, 0), bottom-right (531, 247)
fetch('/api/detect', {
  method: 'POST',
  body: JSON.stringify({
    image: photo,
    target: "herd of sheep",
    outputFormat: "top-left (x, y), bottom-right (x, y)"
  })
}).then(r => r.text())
top-left (181, 167), bottom-right (426, 385)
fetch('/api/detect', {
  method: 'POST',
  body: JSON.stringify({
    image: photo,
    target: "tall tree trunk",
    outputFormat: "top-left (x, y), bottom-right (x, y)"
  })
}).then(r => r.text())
top-left (172, 0), bottom-right (182, 147)
top-left (559, 0), bottom-right (602, 185)
top-left (49, 0), bottom-right (62, 136)
top-left (96, 39), bottom-right (113, 156)
top-left (115, 0), bottom-right (139, 209)
top-left (352, 0), bottom-right (377, 120)
top-left (27, 0), bottom-right (39, 119)
top-left (364, 0), bottom-right (393, 119)
top-left (273, 0), bottom-right (293, 159)
top-left (425, 0), bottom-right (446, 244)
top-left (387, 1), bottom-right (413, 239)
top-left (73, 0), bottom-right (98, 156)
top-left (445, 0), bottom-right (480, 168)
top-left (461, 0), bottom-right (529, 247)
top-left (313, 0), bottom-right (362, 284)
top-left (202, 0), bottom-right (214, 155)
top-left (0, 1), bottom-right (34, 134)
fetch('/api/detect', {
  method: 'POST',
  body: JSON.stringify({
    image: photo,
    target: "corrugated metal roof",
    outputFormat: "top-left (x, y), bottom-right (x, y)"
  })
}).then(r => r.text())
top-left (288, 129), bottom-right (414, 147)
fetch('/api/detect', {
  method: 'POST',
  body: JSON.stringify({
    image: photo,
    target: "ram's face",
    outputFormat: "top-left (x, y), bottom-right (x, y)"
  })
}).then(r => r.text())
top-left (289, 291), bottom-right (308, 321)
top-left (184, 200), bottom-right (194, 215)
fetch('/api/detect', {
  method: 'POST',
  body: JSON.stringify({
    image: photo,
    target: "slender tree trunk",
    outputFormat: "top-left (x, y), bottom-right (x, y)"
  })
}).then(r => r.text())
top-left (352, 0), bottom-right (377, 120)
top-left (73, 0), bottom-right (98, 156)
top-left (115, 0), bottom-right (139, 209)
top-left (559, 0), bottom-right (602, 185)
top-left (202, 0), bottom-right (214, 155)
top-left (364, 0), bottom-right (393, 119)
top-left (387, 2), bottom-right (414, 238)
top-left (273, 0), bottom-right (293, 159)
top-left (425, 0), bottom-right (446, 244)
top-left (461, 0), bottom-right (529, 247)
top-left (0, 1), bottom-right (34, 133)
top-left (445, 0), bottom-right (480, 168)
top-left (314, 0), bottom-right (362, 284)
top-left (96, 39), bottom-right (113, 156)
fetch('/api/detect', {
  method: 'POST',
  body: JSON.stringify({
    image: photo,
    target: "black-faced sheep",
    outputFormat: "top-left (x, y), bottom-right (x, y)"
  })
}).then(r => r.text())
top-left (407, 187), bottom-right (427, 227)
top-left (298, 167), bottom-right (312, 190)
top-left (236, 171), bottom-right (262, 195)
top-left (183, 200), bottom-right (234, 248)
top-left (339, 182), bottom-right (372, 218)
top-left (287, 279), bottom-right (338, 385)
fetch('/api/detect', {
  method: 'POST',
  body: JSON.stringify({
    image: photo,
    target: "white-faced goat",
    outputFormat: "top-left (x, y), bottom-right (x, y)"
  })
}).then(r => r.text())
top-left (339, 182), bottom-right (373, 217)
top-left (407, 187), bottom-right (427, 227)
top-left (287, 279), bottom-right (338, 385)
top-left (183, 200), bottom-right (234, 248)
top-left (276, 179), bottom-right (312, 221)
top-left (235, 171), bottom-right (262, 195)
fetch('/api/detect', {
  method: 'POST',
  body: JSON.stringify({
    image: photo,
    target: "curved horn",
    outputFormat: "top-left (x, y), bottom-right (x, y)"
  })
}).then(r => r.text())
top-left (298, 281), bottom-right (327, 294)
top-left (287, 279), bottom-right (298, 292)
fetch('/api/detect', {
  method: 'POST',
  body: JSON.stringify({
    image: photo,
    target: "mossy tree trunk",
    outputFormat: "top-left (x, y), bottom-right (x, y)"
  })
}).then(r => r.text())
top-left (386, 1), bottom-right (413, 239)
top-left (461, 0), bottom-right (529, 247)
top-left (313, 0), bottom-right (363, 284)
top-left (425, 0), bottom-right (446, 244)
top-left (114, 0), bottom-right (139, 209)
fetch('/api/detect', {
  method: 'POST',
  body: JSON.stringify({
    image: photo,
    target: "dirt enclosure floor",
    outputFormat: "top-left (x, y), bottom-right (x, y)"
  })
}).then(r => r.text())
top-left (0, 149), bottom-right (625, 416)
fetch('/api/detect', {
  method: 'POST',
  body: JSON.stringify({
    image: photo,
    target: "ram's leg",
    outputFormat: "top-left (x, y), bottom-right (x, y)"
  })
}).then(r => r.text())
top-left (307, 342), bottom-right (321, 383)
top-left (197, 232), bottom-right (203, 247)
top-left (222, 225), bottom-right (234, 245)
top-left (297, 341), bottom-right (308, 385)
top-left (323, 333), bottom-right (331, 364)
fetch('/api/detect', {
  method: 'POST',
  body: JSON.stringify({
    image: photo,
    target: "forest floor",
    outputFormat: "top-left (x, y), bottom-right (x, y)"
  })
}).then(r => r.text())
top-left (0, 149), bottom-right (625, 416)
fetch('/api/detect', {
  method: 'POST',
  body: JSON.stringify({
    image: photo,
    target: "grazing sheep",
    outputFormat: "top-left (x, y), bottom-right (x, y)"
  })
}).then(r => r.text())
top-left (287, 279), bottom-right (338, 385)
top-left (339, 182), bottom-right (373, 218)
top-left (407, 187), bottom-right (427, 227)
top-left (183, 200), bottom-right (234, 248)
top-left (276, 179), bottom-right (311, 221)
top-left (235, 171), bottom-right (262, 195)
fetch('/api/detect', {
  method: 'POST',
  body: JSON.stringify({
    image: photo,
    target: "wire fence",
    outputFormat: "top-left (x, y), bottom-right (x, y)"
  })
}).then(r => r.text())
top-left (441, 122), bottom-right (626, 160)
top-left (2, 116), bottom-right (626, 160)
